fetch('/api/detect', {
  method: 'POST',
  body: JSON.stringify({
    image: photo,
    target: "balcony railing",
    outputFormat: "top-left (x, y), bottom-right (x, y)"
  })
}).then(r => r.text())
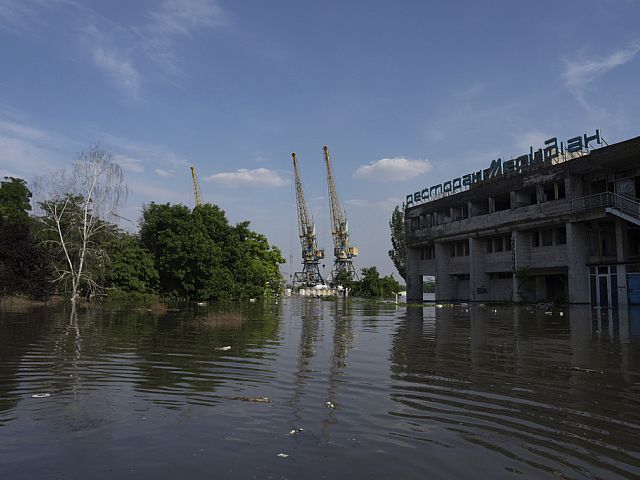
top-left (409, 192), bottom-right (640, 241)
top-left (571, 192), bottom-right (640, 222)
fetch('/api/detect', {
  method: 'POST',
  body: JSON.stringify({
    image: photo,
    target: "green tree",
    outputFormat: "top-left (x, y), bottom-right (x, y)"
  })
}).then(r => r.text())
top-left (0, 177), bottom-right (53, 300)
top-left (351, 266), bottom-right (401, 298)
top-left (140, 202), bottom-right (284, 301)
top-left (103, 231), bottom-right (159, 295)
top-left (388, 205), bottom-right (406, 280)
top-left (0, 177), bottom-right (31, 220)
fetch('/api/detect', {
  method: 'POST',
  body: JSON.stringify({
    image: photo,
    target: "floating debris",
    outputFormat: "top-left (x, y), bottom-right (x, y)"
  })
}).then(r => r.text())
top-left (325, 401), bottom-right (335, 409)
top-left (196, 301), bottom-right (207, 306)
top-left (287, 428), bottom-right (303, 436)
top-left (217, 346), bottom-right (232, 351)
top-left (249, 298), bottom-right (257, 303)
top-left (277, 453), bottom-right (289, 458)
top-left (31, 393), bottom-right (51, 398)
top-left (226, 396), bottom-right (271, 403)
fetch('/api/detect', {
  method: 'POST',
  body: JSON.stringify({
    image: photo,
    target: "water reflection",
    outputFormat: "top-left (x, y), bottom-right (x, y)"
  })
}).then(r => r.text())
top-left (1, 300), bottom-right (639, 479)
top-left (391, 305), bottom-right (640, 478)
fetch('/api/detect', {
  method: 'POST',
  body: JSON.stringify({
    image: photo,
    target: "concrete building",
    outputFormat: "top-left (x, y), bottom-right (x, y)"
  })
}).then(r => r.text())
top-left (405, 133), bottom-right (640, 306)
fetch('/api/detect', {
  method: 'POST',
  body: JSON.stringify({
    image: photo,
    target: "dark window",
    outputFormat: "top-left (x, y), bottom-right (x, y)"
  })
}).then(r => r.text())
top-left (495, 237), bottom-right (504, 252)
top-left (486, 238), bottom-right (493, 253)
top-left (505, 234), bottom-right (512, 251)
top-left (557, 181), bottom-right (566, 199)
top-left (542, 229), bottom-right (553, 246)
top-left (532, 231), bottom-right (540, 247)
top-left (556, 227), bottom-right (566, 245)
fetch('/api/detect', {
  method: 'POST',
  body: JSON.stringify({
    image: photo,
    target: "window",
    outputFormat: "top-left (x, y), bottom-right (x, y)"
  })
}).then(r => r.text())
top-left (486, 239), bottom-right (493, 253)
top-left (495, 237), bottom-right (504, 252)
top-left (556, 227), bottom-right (566, 245)
top-left (542, 229), bottom-right (553, 246)
top-left (504, 234), bottom-right (512, 251)
top-left (556, 181), bottom-right (566, 199)
top-left (532, 231), bottom-right (540, 247)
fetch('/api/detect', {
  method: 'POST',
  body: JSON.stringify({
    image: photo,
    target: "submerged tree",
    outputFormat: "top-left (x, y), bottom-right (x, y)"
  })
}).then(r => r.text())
top-left (388, 205), bottom-right (406, 280)
top-left (34, 145), bottom-right (127, 305)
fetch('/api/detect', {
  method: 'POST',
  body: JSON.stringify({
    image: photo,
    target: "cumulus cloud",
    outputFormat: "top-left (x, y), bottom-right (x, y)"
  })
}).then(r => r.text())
top-left (354, 157), bottom-right (432, 181)
top-left (205, 168), bottom-right (289, 188)
top-left (562, 41), bottom-right (640, 109)
top-left (155, 168), bottom-right (175, 178)
top-left (93, 47), bottom-right (140, 100)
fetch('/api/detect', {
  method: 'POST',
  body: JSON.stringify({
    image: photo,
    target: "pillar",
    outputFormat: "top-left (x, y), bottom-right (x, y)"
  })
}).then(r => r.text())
top-left (406, 245), bottom-right (423, 303)
top-left (567, 222), bottom-right (590, 303)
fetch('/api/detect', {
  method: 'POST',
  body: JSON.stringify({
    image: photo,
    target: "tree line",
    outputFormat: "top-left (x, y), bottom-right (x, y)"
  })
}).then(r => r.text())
top-left (0, 145), bottom-right (285, 304)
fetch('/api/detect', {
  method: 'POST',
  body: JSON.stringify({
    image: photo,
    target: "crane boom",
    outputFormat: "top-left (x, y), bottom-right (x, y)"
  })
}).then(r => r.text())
top-left (190, 165), bottom-right (202, 208)
top-left (292, 152), bottom-right (324, 287)
top-left (323, 145), bottom-right (358, 283)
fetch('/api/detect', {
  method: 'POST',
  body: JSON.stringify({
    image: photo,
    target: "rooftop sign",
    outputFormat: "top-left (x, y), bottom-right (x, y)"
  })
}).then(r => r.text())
top-left (405, 130), bottom-right (602, 208)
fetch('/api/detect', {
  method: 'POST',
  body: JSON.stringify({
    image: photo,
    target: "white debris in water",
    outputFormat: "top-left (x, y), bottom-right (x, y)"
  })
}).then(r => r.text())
top-left (287, 428), bottom-right (303, 435)
top-left (325, 401), bottom-right (335, 409)
top-left (217, 346), bottom-right (232, 351)
top-left (31, 393), bottom-right (50, 398)
top-left (277, 453), bottom-right (289, 458)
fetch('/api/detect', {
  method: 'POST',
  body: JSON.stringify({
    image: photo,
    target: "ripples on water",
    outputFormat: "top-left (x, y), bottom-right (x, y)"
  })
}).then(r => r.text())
top-left (0, 300), bottom-right (639, 479)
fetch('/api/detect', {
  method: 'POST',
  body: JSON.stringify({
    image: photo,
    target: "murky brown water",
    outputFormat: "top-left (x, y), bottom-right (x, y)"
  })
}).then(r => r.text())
top-left (1, 300), bottom-right (639, 479)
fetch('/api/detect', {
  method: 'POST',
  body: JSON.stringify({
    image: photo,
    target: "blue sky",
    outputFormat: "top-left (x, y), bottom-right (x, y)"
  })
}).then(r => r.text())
top-left (1, 0), bottom-right (640, 279)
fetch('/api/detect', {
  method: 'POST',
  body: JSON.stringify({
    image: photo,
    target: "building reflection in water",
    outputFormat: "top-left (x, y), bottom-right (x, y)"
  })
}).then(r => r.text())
top-left (391, 304), bottom-right (640, 477)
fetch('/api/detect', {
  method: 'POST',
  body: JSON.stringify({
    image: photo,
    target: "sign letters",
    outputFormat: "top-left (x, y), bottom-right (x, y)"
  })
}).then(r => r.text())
top-left (405, 129), bottom-right (601, 207)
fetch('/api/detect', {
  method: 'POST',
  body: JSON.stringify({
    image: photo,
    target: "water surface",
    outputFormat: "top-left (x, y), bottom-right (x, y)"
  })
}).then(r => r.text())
top-left (1, 300), bottom-right (639, 479)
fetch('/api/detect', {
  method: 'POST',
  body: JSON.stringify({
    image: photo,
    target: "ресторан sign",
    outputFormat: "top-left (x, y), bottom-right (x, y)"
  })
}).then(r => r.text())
top-left (405, 130), bottom-right (602, 207)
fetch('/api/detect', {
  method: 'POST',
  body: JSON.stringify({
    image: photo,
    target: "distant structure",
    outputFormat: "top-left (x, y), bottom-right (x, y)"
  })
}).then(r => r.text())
top-left (190, 165), bottom-right (203, 207)
top-left (292, 152), bottom-right (325, 287)
top-left (323, 145), bottom-right (358, 283)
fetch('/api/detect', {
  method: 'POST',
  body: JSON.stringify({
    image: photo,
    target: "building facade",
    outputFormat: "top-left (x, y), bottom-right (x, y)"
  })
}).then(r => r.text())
top-left (405, 134), bottom-right (640, 306)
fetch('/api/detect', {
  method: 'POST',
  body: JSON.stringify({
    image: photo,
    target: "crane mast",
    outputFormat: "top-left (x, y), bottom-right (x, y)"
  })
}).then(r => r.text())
top-left (292, 152), bottom-right (325, 287)
top-left (190, 165), bottom-right (203, 208)
top-left (323, 145), bottom-right (358, 283)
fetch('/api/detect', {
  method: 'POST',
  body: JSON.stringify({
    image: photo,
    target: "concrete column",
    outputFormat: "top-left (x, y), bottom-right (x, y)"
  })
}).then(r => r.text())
top-left (616, 219), bottom-right (628, 308)
top-left (512, 230), bottom-right (531, 302)
top-left (406, 245), bottom-right (423, 303)
top-left (469, 237), bottom-right (488, 302)
top-left (435, 242), bottom-right (454, 301)
top-left (536, 184), bottom-right (544, 203)
top-left (567, 222), bottom-right (590, 304)
top-left (488, 197), bottom-right (496, 213)
top-left (467, 201), bottom-right (475, 218)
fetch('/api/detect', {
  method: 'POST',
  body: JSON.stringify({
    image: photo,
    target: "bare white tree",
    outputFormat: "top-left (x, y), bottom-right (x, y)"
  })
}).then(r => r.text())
top-left (34, 145), bottom-right (127, 306)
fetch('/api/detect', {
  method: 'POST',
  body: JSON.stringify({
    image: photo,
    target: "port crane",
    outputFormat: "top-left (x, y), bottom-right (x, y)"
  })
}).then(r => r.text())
top-left (292, 152), bottom-right (325, 287)
top-left (323, 145), bottom-right (358, 283)
top-left (190, 165), bottom-right (203, 207)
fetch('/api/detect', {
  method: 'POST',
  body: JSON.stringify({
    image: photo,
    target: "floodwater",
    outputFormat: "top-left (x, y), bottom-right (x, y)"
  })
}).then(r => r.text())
top-left (1, 300), bottom-right (639, 479)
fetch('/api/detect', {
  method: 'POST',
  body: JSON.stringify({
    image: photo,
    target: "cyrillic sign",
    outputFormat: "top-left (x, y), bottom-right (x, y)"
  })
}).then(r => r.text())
top-left (405, 130), bottom-right (601, 208)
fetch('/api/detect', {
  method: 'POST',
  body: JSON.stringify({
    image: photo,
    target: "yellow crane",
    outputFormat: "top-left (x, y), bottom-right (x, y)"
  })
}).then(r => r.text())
top-left (190, 165), bottom-right (202, 207)
top-left (292, 152), bottom-right (325, 287)
top-left (323, 145), bottom-right (358, 283)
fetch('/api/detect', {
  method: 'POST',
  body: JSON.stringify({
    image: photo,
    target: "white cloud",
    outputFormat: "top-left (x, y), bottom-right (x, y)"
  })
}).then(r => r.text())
top-left (148, 0), bottom-right (224, 36)
top-left (514, 131), bottom-right (551, 152)
top-left (354, 157), bottom-right (432, 181)
top-left (562, 41), bottom-right (640, 109)
top-left (93, 47), bottom-right (140, 100)
top-left (205, 168), bottom-right (290, 188)
top-left (114, 154), bottom-right (144, 173)
top-left (155, 168), bottom-right (175, 178)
